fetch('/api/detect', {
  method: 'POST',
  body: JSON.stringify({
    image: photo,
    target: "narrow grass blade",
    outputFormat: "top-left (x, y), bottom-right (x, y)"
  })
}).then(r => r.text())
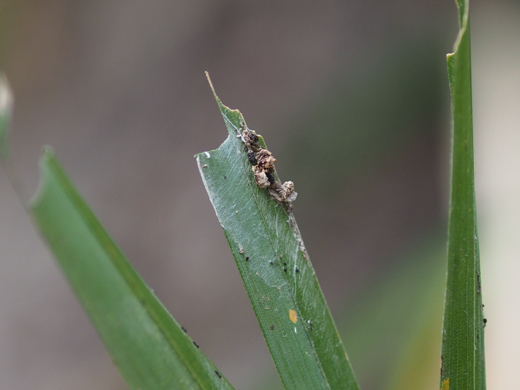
top-left (196, 74), bottom-right (359, 390)
top-left (30, 149), bottom-right (235, 390)
top-left (441, 0), bottom-right (486, 388)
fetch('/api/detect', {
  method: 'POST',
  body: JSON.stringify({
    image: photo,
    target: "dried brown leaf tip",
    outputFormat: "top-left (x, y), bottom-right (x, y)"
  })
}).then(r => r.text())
top-left (240, 122), bottom-right (297, 206)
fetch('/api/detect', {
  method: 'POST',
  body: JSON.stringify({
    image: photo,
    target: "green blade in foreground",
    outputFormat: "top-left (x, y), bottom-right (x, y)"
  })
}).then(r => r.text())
top-left (441, 0), bottom-right (486, 389)
top-left (30, 150), bottom-right (234, 390)
top-left (196, 75), bottom-right (359, 390)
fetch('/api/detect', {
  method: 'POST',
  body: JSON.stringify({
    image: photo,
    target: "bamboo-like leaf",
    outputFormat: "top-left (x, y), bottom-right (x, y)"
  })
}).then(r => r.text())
top-left (441, 0), bottom-right (486, 388)
top-left (29, 149), bottom-right (235, 390)
top-left (196, 73), bottom-right (359, 390)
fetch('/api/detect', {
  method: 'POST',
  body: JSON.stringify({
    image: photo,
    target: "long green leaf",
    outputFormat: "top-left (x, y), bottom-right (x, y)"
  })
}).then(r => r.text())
top-left (196, 74), bottom-right (359, 390)
top-left (441, 0), bottom-right (486, 389)
top-left (29, 149), bottom-right (235, 390)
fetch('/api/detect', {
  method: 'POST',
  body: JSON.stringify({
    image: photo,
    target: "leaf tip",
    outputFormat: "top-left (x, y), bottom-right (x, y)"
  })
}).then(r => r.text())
top-left (29, 146), bottom-right (56, 208)
top-left (205, 71), bottom-right (223, 107)
top-left (204, 73), bottom-right (245, 138)
top-left (38, 145), bottom-right (56, 168)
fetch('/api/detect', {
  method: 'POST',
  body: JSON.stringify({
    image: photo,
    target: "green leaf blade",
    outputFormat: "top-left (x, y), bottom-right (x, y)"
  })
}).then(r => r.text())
top-left (30, 149), bottom-right (234, 390)
top-left (196, 77), bottom-right (359, 390)
top-left (441, 1), bottom-right (486, 389)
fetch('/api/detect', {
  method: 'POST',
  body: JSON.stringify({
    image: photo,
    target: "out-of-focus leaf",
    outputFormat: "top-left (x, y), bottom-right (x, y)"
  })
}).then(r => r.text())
top-left (196, 74), bottom-right (359, 390)
top-left (30, 149), bottom-right (235, 390)
top-left (0, 73), bottom-right (13, 160)
top-left (340, 238), bottom-right (445, 390)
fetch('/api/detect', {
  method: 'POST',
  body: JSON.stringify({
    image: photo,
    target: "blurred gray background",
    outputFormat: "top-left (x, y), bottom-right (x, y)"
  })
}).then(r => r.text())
top-left (1, 1), bottom-right (519, 389)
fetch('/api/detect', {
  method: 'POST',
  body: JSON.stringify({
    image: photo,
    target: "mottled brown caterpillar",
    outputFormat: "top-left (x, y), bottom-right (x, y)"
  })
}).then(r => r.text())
top-left (239, 123), bottom-right (297, 205)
